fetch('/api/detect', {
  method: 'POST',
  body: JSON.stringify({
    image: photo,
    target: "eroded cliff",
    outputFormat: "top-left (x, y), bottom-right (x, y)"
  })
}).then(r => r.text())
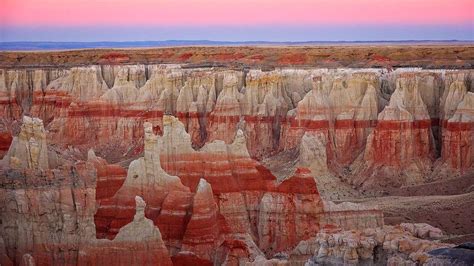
top-left (3, 65), bottom-right (471, 186)
top-left (0, 62), bottom-right (473, 265)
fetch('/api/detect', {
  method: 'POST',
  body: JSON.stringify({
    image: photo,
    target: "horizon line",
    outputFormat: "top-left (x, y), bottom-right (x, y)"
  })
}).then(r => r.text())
top-left (2, 39), bottom-right (474, 43)
top-left (2, 40), bottom-right (473, 51)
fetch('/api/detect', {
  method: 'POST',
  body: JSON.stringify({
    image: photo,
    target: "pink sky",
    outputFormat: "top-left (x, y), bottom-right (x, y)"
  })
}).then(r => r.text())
top-left (2, 0), bottom-right (473, 26)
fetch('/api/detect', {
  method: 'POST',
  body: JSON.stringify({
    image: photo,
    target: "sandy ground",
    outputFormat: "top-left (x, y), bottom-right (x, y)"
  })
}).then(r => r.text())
top-left (346, 192), bottom-right (474, 244)
top-left (329, 174), bottom-right (474, 244)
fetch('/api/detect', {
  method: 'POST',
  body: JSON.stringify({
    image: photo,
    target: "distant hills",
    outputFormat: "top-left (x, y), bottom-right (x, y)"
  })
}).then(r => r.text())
top-left (0, 40), bottom-right (472, 51)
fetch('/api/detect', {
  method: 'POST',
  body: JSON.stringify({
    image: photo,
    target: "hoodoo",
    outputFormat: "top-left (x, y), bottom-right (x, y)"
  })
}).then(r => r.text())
top-left (1, 50), bottom-right (473, 265)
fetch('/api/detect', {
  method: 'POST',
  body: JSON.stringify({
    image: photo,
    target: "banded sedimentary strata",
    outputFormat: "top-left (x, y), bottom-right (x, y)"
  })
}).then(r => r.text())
top-left (0, 60), bottom-right (473, 265)
top-left (0, 117), bottom-right (174, 265)
top-left (1, 115), bottom-right (384, 265)
top-left (94, 115), bottom-right (328, 259)
top-left (1, 66), bottom-right (472, 187)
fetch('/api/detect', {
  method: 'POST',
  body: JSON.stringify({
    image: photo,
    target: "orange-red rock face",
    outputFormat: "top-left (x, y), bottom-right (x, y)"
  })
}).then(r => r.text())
top-left (257, 168), bottom-right (323, 255)
top-left (440, 88), bottom-right (474, 171)
top-left (94, 177), bottom-right (192, 241)
top-left (88, 152), bottom-right (127, 201)
top-left (365, 120), bottom-right (434, 168)
top-left (78, 241), bottom-right (173, 266)
top-left (181, 179), bottom-right (220, 260)
top-left (0, 132), bottom-right (12, 158)
top-left (442, 121), bottom-right (474, 170)
top-left (93, 117), bottom-right (328, 263)
top-left (48, 102), bottom-right (162, 147)
top-left (80, 196), bottom-right (173, 266)
top-left (243, 115), bottom-right (282, 159)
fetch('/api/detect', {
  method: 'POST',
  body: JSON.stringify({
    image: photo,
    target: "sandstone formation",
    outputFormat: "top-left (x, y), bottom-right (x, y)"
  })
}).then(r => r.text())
top-left (1, 66), bottom-right (471, 184)
top-left (79, 196), bottom-right (173, 266)
top-left (355, 73), bottom-right (440, 188)
top-left (0, 59), bottom-right (473, 265)
top-left (0, 159), bottom-right (173, 265)
top-left (181, 179), bottom-right (220, 260)
top-left (1, 116), bottom-right (50, 170)
top-left (0, 114), bottom-right (391, 264)
top-left (441, 87), bottom-right (474, 172)
top-left (87, 149), bottom-right (127, 202)
top-left (94, 115), bottom-right (338, 262)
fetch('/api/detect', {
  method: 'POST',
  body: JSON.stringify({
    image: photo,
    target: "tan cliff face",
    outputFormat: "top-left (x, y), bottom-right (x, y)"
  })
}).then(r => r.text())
top-left (0, 65), bottom-right (473, 186)
top-left (0, 58), bottom-right (473, 265)
top-left (1, 116), bottom-right (50, 170)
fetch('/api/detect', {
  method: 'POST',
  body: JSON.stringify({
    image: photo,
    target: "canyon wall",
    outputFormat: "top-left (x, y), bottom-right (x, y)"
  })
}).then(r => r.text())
top-left (0, 63), bottom-right (472, 265)
top-left (1, 66), bottom-right (472, 188)
top-left (1, 114), bottom-right (384, 265)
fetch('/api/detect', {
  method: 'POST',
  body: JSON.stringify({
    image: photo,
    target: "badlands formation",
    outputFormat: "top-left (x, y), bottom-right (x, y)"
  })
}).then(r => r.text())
top-left (0, 46), bottom-right (473, 265)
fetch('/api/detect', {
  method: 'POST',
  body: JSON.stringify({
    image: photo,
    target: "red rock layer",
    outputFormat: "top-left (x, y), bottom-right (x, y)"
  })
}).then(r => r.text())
top-left (441, 121), bottom-right (474, 171)
top-left (159, 150), bottom-right (276, 193)
top-left (206, 113), bottom-right (240, 145)
top-left (94, 117), bottom-right (326, 262)
top-left (440, 89), bottom-right (474, 172)
top-left (181, 111), bottom-right (205, 148)
top-left (0, 132), bottom-right (13, 158)
top-left (333, 119), bottom-right (379, 165)
top-left (207, 114), bottom-right (284, 159)
top-left (181, 179), bottom-right (220, 260)
top-left (89, 154), bottom-right (127, 201)
top-left (49, 102), bottom-right (163, 145)
top-left (280, 117), bottom-right (334, 155)
top-left (243, 115), bottom-right (283, 159)
top-left (0, 94), bottom-right (22, 121)
top-left (155, 190), bottom-right (194, 253)
top-left (364, 119), bottom-right (434, 168)
top-left (80, 196), bottom-right (173, 266)
top-left (78, 241), bottom-right (173, 266)
top-left (257, 168), bottom-right (323, 255)
top-left (29, 91), bottom-right (73, 124)
top-left (94, 179), bottom-right (192, 242)
top-left (0, 161), bottom-right (96, 265)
